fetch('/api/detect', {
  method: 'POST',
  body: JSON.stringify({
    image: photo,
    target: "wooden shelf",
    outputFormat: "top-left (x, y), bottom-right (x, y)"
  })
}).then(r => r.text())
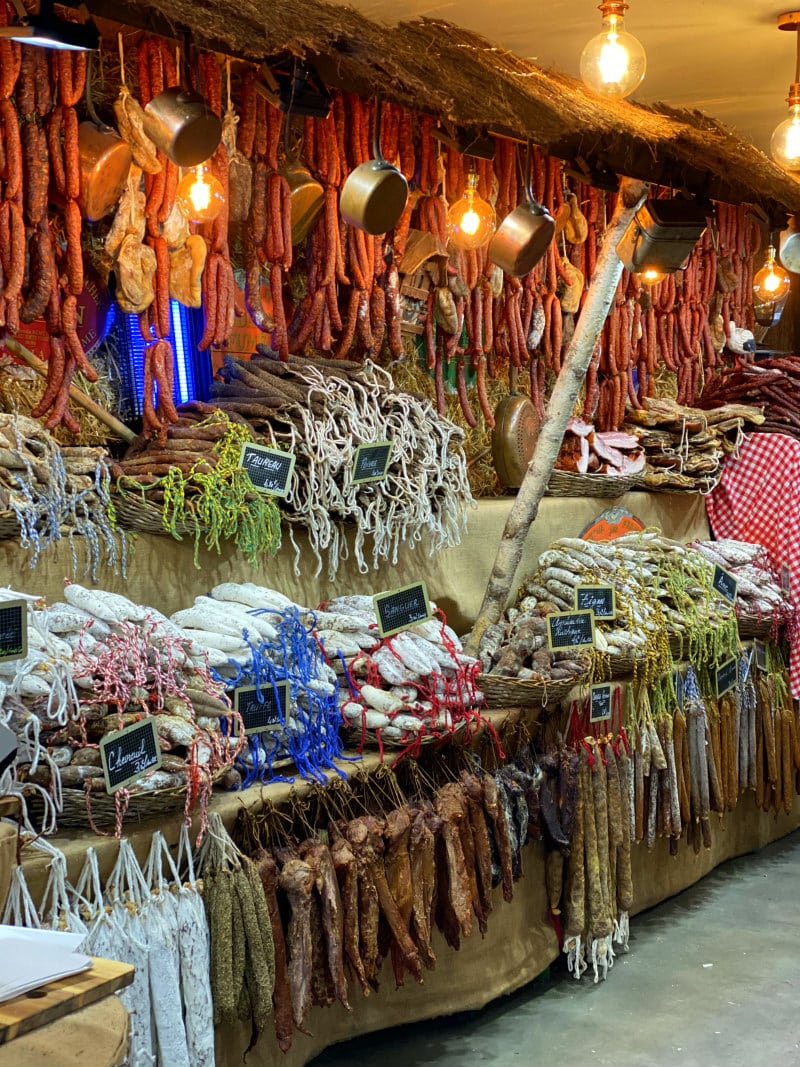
top-left (0, 958), bottom-right (134, 1046)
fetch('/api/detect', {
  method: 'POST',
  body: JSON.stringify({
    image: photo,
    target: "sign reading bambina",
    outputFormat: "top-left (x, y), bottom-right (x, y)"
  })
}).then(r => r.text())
top-left (546, 609), bottom-right (595, 652)
top-left (575, 584), bottom-right (616, 620)
top-left (374, 581), bottom-right (431, 638)
top-left (100, 718), bottom-right (161, 793)
top-left (239, 442), bottom-right (295, 497)
top-left (233, 682), bottom-right (288, 735)
top-left (352, 442), bottom-right (393, 484)
top-left (0, 598), bottom-right (27, 662)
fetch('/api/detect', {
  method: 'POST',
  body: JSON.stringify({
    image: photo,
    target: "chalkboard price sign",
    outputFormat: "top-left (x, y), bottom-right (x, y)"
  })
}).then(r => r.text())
top-left (546, 609), bottom-right (595, 652)
top-left (754, 640), bottom-right (768, 673)
top-left (715, 657), bottom-right (738, 698)
top-left (374, 582), bottom-right (431, 638)
top-left (0, 598), bottom-right (27, 662)
top-left (712, 564), bottom-right (738, 605)
top-left (234, 681), bottom-right (288, 735)
top-left (100, 718), bottom-right (161, 793)
top-left (239, 443), bottom-right (295, 497)
top-left (352, 442), bottom-right (393, 484)
top-left (590, 683), bottom-right (612, 723)
top-left (575, 584), bottom-right (616, 620)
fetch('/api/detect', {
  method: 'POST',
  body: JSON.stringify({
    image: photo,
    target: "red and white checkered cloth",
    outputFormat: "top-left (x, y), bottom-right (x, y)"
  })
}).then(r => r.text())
top-left (707, 432), bottom-right (800, 697)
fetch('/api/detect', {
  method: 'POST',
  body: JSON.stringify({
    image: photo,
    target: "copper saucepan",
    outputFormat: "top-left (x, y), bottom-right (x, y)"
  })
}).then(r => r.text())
top-left (78, 54), bottom-right (132, 222)
top-left (143, 80), bottom-right (222, 168)
top-left (340, 99), bottom-right (408, 235)
top-left (488, 142), bottom-right (554, 278)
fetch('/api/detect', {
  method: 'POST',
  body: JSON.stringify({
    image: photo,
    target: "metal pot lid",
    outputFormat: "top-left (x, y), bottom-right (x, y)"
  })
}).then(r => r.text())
top-left (491, 394), bottom-right (540, 488)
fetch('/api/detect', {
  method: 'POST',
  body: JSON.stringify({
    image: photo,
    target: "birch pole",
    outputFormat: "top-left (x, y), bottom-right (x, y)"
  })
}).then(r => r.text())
top-left (464, 176), bottom-right (648, 655)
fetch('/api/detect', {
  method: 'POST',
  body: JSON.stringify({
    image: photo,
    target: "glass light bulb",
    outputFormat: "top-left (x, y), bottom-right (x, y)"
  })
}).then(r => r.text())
top-left (176, 165), bottom-right (225, 223)
top-left (447, 174), bottom-right (496, 251)
top-left (771, 103), bottom-right (800, 173)
top-left (753, 246), bottom-right (791, 303)
top-left (580, 14), bottom-right (646, 98)
top-left (638, 267), bottom-right (666, 286)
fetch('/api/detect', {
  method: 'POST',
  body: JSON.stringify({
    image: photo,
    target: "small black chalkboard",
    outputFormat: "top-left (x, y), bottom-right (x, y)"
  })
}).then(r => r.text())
top-left (715, 657), bottom-right (738, 698)
top-left (100, 718), bottom-right (161, 793)
top-left (712, 564), bottom-right (738, 605)
top-left (234, 681), bottom-right (288, 735)
top-left (590, 683), bottom-right (612, 723)
top-left (352, 442), bottom-right (393, 484)
top-left (546, 610), bottom-right (595, 652)
top-left (374, 582), bottom-right (431, 638)
top-left (576, 584), bottom-right (616, 620)
top-left (0, 598), bottom-right (26, 662)
top-left (239, 443), bottom-right (295, 497)
top-left (754, 640), bottom-right (768, 673)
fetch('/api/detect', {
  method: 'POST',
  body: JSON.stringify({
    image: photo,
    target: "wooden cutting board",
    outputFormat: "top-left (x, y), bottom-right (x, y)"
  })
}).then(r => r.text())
top-left (0, 958), bottom-right (134, 1045)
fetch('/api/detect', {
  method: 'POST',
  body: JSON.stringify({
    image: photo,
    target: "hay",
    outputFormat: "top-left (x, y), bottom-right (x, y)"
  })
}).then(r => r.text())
top-left (88, 1), bottom-right (800, 215)
top-left (390, 341), bottom-right (527, 498)
top-left (0, 345), bottom-right (122, 447)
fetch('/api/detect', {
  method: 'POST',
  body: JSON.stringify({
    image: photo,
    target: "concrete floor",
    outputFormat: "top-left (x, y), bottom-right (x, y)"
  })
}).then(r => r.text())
top-left (310, 829), bottom-right (800, 1067)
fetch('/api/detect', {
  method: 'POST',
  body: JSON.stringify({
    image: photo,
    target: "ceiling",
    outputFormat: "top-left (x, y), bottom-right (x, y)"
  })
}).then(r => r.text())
top-left (337, 0), bottom-right (795, 157)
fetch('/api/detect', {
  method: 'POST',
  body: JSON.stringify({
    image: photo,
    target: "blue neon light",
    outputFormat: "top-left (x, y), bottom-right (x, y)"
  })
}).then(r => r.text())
top-left (123, 301), bottom-right (199, 415)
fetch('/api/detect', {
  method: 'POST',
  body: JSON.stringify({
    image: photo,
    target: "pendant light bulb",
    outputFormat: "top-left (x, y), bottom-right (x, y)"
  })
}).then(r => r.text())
top-left (447, 172), bottom-right (496, 251)
top-left (773, 14), bottom-right (800, 172)
top-left (176, 164), bottom-right (225, 223)
top-left (638, 267), bottom-right (666, 286)
top-left (753, 245), bottom-right (792, 303)
top-left (580, 1), bottom-right (646, 99)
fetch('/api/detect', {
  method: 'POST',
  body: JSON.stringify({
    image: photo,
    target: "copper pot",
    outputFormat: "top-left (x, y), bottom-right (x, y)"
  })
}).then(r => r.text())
top-left (488, 142), bottom-right (554, 278)
top-left (78, 54), bottom-right (132, 222)
top-left (340, 100), bottom-right (408, 235)
top-left (79, 121), bottom-right (132, 222)
top-left (281, 161), bottom-right (324, 245)
top-left (143, 87), bottom-right (222, 168)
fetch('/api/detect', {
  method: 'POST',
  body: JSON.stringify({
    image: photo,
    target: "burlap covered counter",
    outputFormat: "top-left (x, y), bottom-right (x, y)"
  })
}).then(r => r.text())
top-left (4, 492), bottom-right (707, 634)
top-left (13, 490), bottom-right (756, 1067)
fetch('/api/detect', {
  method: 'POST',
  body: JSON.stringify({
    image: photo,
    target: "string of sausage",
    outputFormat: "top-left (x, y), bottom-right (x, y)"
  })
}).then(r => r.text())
top-left (196, 52), bottom-right (237, 355)
top-left (240, 73), bottom-right (274, 338)
top-left (132, 37), bottom-right (180, 439)
top-left (25, 50), bottom-right (88, 433)
top-left (289, 98), bottom-right (344, 359)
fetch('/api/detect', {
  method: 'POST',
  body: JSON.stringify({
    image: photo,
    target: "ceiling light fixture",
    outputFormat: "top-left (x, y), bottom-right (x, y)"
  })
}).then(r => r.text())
top-left (580, 1), bottom-right (646, 99)
top-left (447, 171), bottom-right (496, 250)
top-left (753, 243), bottom-right (792, 304)
top-left (0, 0), bottom-right (99, 51)
top-left (771, 11), bottom-right (800, 173)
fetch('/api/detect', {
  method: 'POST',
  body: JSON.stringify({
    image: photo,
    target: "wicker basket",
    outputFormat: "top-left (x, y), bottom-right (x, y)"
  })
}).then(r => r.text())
top-left (478, 666), bottom-right (591, 708)
top-left (113, 492), bottom-right (195, 539)
top-left (56, 781), bottom-right (192, 828)
top-left (546, 470), bottom-right (644, 497)
top-left (737, 614), bottom-right (775, 639)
